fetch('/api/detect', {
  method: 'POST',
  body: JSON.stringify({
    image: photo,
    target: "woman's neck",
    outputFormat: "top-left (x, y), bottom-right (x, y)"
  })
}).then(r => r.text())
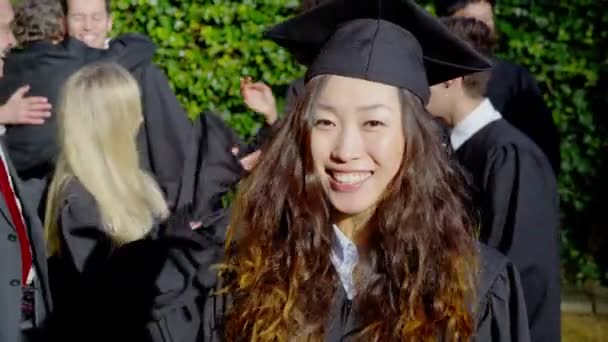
top-left (334, 208), bottom-right (375, 242)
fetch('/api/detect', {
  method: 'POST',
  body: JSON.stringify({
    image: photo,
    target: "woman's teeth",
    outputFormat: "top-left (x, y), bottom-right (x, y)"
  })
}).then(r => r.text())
top-left (331, 172), bottom-right (371, 184)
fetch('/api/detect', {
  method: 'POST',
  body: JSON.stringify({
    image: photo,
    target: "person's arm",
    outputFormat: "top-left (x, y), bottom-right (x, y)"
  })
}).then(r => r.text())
top-left (137, 64), bottom-right (193, 211)
top-left (0, 85), bottom-right (51, 126)
top-left (507, 68), bottom-right (560, 175)
top-left (240, 77), bottom-right (278, 125)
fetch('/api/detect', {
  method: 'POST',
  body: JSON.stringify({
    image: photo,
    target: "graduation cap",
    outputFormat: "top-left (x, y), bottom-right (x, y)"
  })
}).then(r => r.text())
top-left (264, 0), bottom-right (491, 104)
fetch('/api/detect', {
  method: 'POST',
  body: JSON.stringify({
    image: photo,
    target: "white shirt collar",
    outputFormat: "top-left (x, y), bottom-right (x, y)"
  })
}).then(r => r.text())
top-left (330, 224), bottom-right (359, 300)
top-left (450, 99), bottom-right (502, 150)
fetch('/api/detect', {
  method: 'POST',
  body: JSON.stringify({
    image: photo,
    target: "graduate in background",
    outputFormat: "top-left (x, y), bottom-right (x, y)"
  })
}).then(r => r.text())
top-left (204, 0), bottom-right (530, 341)
top-left (426, 16), bottom-right (560, 342)
top-left (434, 0), bottom-right (560, 175)
top-left (43, 63), bottom-right (231, 341)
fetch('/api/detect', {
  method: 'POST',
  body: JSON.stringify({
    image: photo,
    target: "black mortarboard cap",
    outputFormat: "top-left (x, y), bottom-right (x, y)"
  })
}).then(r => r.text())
top-left (264, 0), bottom-right (492, 104)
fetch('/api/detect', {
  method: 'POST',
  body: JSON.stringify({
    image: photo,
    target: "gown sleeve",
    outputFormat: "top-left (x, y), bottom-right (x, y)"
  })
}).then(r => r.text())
top-left (475, 245), bottom-right (531, 342)
top-left (137, 63), bottom-right (193, 211)
top-left (504, 67), bottom-right (560, 175)
top-left (176, 112), bottom-right (244, 239)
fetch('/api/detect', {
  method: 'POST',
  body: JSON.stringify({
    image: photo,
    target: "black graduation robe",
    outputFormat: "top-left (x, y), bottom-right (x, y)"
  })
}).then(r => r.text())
top-left (455, 118), bottom-right (561, 342)
top-left (98, 35), bottom-right (193, 211)
top-left (486, 59), bottom-right (560, 175)
top-left (201, 244), bottom-right (531, 341)
top-left (45, 179), bottom-right (225, 342)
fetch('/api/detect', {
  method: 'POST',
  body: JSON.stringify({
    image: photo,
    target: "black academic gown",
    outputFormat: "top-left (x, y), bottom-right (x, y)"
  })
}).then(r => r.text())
top-left (455, 118), bottom-right (561, 342)
top-left (486, 59), bottom-right (560, 175)
top-left (202, 244), bottom-right (530, 341)
top-left (97, 35), bottom-right (193, 211)
top-left (46, 179), bottom-right (225, 342)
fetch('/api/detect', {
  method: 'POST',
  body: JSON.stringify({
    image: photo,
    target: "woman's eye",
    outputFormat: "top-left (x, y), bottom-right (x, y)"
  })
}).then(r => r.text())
top-left (365, 120), bottom-right (385, 127)
top-left (314, 119), bottom-right (335, 127)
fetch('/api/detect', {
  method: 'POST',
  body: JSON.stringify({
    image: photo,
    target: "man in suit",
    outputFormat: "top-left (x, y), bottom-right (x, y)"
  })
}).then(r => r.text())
top-left (434, 0), bottom-right (561, 175)
top-left (0, 1), bottom-right (52, 340)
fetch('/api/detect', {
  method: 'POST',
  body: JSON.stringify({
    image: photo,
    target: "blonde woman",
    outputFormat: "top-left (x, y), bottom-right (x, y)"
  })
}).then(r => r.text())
top-left (44, 62), bottom-right (171, 336)
top-left (43, 62), bottom-right (234, 342)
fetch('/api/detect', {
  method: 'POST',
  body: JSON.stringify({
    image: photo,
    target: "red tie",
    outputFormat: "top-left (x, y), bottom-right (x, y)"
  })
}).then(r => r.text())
top-left (0, 157), bottom-right (32, 285)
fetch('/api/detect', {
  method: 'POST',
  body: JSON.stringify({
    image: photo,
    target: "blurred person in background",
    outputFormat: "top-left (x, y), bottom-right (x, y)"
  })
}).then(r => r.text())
top-left (426, 16), bottom-right (561, 342)
top-left (0, 0), bottom-right (52, 340)
top-left (434, 0), bottom-right (561, 175)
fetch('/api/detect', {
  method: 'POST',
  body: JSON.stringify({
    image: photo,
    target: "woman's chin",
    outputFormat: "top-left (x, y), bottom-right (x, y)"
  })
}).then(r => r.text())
top-left (329, 198), bottom-right (376, 218)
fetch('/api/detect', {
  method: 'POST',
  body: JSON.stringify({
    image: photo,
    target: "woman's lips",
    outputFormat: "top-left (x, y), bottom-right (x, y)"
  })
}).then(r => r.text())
top-left (327, 170), bottom-right (373, 192)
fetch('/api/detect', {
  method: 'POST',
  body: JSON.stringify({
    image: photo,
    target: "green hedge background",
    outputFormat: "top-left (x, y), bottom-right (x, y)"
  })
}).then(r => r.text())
top-left (111, 0), bottom-right (608, 285)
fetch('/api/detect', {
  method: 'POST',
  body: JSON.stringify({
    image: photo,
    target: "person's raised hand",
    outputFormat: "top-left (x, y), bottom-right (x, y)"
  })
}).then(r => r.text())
top-left (232, 146), bottom-right (262, 172)
top-left (240, 77), bottom-right (278, 125)
top-left (0, 85), bottom-right (52, 125)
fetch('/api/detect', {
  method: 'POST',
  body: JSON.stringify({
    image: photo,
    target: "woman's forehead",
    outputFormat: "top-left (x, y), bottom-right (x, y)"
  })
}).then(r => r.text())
top-left (315, 75), bottom-right (401, 110)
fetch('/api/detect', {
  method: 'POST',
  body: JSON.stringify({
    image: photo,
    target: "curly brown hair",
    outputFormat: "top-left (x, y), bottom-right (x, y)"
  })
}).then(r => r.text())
top-left (220, 75), bottom-right (480, 341)
top-left (13, 0), bottom-right (65, 44)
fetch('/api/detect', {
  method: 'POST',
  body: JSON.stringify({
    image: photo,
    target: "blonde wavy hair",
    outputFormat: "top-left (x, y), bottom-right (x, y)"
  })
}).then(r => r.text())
top-left (45, 62), bottom-right (169, 255)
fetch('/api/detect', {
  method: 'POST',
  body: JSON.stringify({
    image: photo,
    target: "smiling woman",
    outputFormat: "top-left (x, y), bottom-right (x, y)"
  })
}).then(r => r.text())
top-left (310, 76), bottom-right (405, 227)
top-left (206, 1), bottom-right (531, 341)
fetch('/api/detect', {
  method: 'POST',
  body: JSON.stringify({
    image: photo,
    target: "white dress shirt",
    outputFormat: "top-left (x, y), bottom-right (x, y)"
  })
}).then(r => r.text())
top-left (330, 224), bottom-right (359, 300)
top-left (450, 98), bottom-right (502, 151)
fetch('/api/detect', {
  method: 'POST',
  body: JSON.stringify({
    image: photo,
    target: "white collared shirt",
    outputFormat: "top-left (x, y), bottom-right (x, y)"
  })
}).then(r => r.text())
top-left (330, 224), bottom-right (359, 300)
top-left (450, 99), bottom-right (502, 151)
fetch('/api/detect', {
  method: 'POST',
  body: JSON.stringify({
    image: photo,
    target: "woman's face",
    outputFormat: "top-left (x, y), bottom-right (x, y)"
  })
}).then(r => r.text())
top-left (310, 75), bottom-right (405, 217)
